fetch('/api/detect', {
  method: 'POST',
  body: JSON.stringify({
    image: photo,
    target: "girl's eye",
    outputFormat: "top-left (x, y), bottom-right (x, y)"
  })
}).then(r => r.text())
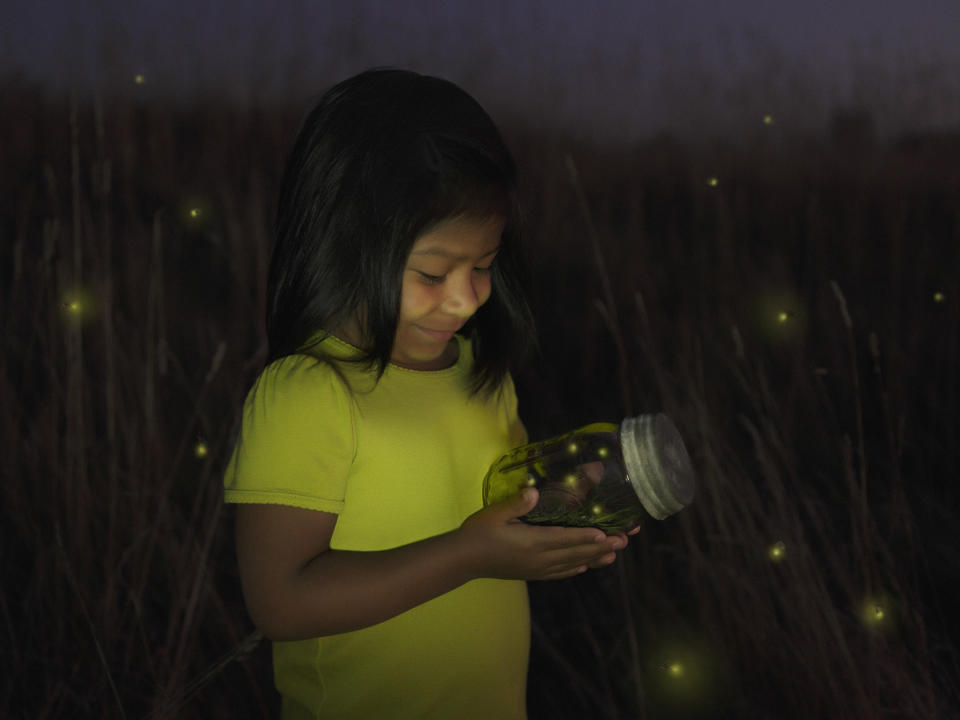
top-left (418, 267), bottom-right (492, 284)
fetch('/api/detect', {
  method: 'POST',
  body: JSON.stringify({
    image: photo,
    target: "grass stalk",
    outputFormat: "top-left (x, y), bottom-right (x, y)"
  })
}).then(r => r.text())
top-left (55, 526), bottom-right (127, 720)
top-left (565, 153), bottom-right (634, 417)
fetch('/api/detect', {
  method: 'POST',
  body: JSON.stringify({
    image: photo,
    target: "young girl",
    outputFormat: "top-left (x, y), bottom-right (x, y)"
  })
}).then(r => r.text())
top-left (223, 67), bottom-right (639, 720)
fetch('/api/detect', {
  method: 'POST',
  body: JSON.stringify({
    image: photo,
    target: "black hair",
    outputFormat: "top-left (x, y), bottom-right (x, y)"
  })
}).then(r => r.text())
top-left (262, 67), bottom-right (538, 401)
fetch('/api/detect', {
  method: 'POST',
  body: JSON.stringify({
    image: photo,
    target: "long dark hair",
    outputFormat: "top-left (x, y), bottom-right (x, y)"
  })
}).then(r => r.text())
top-left (263, 67), bottom-right (538, 400)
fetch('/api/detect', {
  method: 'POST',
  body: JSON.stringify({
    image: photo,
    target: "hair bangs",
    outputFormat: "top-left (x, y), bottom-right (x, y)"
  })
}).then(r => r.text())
top-left (409, 129), bottom-right (515, 236)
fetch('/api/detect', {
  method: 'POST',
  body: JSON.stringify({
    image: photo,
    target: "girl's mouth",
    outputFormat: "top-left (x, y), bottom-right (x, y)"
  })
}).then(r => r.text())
top-left (416, 326), bottom-right (455, 342)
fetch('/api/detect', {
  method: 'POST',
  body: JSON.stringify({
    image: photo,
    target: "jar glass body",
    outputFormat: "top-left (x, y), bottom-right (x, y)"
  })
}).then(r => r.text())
top-left (482, 422), bottom-right (646, 533)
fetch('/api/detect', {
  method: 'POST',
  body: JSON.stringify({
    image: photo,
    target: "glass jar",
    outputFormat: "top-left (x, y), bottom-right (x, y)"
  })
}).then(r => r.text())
top-left (482, 414), bottom-right (695, 533)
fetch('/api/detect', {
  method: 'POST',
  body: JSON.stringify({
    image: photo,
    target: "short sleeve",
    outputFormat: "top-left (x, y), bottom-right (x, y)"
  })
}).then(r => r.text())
top-left (502, 371), bottom-right (528, 448)
top-left (223, 355), bottom-right (357, 513)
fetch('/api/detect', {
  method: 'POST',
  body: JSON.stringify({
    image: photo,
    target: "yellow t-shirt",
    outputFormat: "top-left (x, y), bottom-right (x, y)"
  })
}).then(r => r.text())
top-left (223, 332), bottom-right (531, 719)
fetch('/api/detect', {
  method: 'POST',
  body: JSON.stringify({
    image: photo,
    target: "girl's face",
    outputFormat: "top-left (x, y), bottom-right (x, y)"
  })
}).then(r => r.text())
top-left (392, 213), bottom-right (505, 371)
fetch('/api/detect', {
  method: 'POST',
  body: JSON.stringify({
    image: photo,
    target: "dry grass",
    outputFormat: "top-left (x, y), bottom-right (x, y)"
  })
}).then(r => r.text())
top-left (2, 76), bottom-right (958, 718)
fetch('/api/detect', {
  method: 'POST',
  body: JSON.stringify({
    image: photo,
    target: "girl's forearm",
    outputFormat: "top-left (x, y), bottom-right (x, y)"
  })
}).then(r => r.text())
top-left (254, 529), bottom-right (475, 641)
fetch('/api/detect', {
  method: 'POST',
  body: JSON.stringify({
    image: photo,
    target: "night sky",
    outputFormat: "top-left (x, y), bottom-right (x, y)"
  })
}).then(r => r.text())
top-left (3, 0), bottom-right (959, 141)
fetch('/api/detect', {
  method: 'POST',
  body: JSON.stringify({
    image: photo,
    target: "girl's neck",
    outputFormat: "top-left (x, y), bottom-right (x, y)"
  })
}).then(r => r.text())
top-left (391, 337), bottom-right (459, 371)
top-left (331, 324), bottom-right (460, 371)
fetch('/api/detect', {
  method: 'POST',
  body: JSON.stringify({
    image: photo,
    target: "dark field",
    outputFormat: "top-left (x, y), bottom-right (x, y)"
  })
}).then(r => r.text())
top-left (2, 77), bottom-right (959, 718)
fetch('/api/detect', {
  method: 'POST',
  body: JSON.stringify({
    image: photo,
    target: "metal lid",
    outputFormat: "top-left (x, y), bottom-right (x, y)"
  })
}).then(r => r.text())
top-left (620, 414), bottom-right (695, 519)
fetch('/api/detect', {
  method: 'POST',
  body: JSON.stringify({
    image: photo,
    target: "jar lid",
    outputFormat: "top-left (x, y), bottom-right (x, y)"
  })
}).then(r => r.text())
top-left (620, 414), bottom-right (695, 519)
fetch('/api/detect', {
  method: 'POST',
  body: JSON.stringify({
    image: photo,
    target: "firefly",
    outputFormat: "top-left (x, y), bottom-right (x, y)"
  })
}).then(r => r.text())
top-left (763, 115), bottom-right (775, 126)
top-left (777, 310), bottom-right (796, 323)
top-left (134, 74), bottom-right (145, 85)
top-left (190, 208), bottom-right (201, 219)
top-left (596, 446), bottom-right (609, 459)
top-left (768, 541), bottom-right (786, 562)
top-left (859, 593), bottom-right (895, 632)
top-left (707, 177), bottom-right (719, 188)
top-left (659, 661), bottom-right (684, 677)
top-left (933, 291), bottom-right (945, 303)
top-left (194, 436), bottom-right (209, 459)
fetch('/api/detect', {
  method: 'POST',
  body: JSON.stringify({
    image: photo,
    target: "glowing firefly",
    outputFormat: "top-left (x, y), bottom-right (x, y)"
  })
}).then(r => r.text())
top-left (190, 208), bottom-right (202, 219)
top-left (859, 593), bottom-right (895, 632)
top-left (596, 446), bottom-right (609, 459)
top-left (768, 541), bottom-right (786, 562)
top-left (194, 435), bottom-right (209, 459)
top-left (933, 291), bottom-right (945, 303)
top-left (763, 115), bottom-right (775, 125)
top-left (659, 661), bottom-right (684, 678)
top-left (134, 74), bottom-right (145, 85)
top-left (707, 177), bottom-right (719, 188)
top-left (777, 310), bottom-right (796, 323)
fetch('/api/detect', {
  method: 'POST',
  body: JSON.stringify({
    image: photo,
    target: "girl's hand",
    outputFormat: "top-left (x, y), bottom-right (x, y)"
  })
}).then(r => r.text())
top-left (586, 524), bottom-right (640, 569)
top-left (458, 488), bottom-right (629, 581)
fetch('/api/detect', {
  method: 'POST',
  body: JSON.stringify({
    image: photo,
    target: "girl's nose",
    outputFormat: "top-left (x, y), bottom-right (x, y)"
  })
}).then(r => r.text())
top-left (442, 274), bottom-right (481, 316)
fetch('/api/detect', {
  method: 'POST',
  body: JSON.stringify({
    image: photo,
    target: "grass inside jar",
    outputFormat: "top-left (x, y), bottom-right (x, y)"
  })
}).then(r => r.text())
top-left (520, 447), bottom-right (643, 533)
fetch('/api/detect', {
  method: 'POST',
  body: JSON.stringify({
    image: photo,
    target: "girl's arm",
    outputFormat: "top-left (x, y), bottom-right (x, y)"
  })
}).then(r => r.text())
top-left (235, 503), bottom-right (473, 641)
top-left (235, 494), bottom-right (626, 641)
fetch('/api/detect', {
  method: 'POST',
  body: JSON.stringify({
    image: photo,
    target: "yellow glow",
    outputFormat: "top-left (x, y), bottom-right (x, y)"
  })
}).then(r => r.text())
top-left (859, 592), bottom-right (897, 635)
top-left (933, 291), bottom-right (945, 303)
top-left (707, 177), bottom-right (719, 187)
top-left (564, 473), bottom-right (578, 487)
top-left (194, 441), bottom-right (208, 459)
top-left (567, 442), bottom-right (579, 455)
top-left (180, 199), bottom-right (210, 224)
top-left (648, 640), bottom-right (720, 713)
top-left (768, 541), bottom-right (786, 562)
top-left (763, 114), bottom-right (774, 125)
top-left (525, 475), bottom-right (538, 487)
top-left (134, 74), bottom-right (145, 84)
top-left (590, 504), bottom-right (604, 516)
top-left (60, 288), bottom-right (98, 323)
top-left (597, 446), bottom-right (609, 458)
top-left (756, 290), bottom-right (805, 346)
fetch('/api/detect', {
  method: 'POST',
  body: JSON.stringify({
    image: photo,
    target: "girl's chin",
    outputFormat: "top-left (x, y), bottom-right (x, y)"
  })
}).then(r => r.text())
top-left (414, 325), bottom-right (455, 343)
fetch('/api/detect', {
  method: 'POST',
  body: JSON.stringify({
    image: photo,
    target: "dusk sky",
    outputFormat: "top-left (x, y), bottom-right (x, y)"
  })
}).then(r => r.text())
top-left (3, 0), bottom-right (959, 141)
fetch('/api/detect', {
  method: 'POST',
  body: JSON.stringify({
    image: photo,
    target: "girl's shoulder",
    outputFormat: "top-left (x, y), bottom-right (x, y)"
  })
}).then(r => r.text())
top-left (247, 352), bottom-right (355, 412)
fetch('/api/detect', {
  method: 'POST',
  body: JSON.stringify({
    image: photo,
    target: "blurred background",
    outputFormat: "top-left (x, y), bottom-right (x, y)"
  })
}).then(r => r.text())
top-left (2, 1), bottom-right (959, 718)
top-left (5, 0), bottom-right (960, 140)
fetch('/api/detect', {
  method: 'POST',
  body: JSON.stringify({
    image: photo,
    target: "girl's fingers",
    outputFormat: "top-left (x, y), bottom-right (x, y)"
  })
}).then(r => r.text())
top-left (586, 552), bottom-right (618, 570)
top-left (627, 525), bottom-right (642, 536)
